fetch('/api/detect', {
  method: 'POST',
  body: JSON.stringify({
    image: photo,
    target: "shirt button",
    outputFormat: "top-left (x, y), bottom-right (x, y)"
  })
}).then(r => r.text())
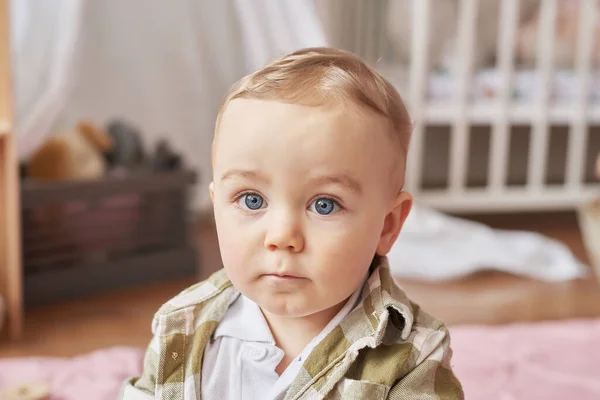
top-left (248, 347), bottom-right (268, 361)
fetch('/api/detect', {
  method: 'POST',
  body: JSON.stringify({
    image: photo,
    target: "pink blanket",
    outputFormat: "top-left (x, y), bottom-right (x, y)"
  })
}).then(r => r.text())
top-left (1, 318), bottom-right (599, 399)
top-left (450, 318), bottom-right (600, 399)
top-left (0, 347), bottom-right (144, 399)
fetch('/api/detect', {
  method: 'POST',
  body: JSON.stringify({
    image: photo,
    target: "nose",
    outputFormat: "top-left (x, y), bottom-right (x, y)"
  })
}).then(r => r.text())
top-left (264, 208), bottom-right (304, 253)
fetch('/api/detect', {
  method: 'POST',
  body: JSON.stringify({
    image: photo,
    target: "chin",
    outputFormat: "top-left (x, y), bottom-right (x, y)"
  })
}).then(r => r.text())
top-left (258, 299), bottom-right (318, 318)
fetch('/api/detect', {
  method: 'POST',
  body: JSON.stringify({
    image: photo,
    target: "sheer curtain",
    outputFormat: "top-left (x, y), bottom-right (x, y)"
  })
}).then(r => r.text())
top-left (10, 0), bottom-right (83, 160)
top-left (11, 0), bottom-right (327, 209)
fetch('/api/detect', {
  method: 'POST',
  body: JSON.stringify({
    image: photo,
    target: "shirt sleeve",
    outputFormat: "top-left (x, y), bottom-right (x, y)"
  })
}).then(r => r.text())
top-left (387, 326), bottom-right (464, 399)
top-left (118, 335), bottom-right (160, 399)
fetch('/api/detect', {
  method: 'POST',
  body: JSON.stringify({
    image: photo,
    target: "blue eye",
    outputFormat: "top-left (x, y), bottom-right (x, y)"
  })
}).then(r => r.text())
top-left (311, 198), bottom-right (339, 215)
top-left (240, 193), bottom-right (264, 210)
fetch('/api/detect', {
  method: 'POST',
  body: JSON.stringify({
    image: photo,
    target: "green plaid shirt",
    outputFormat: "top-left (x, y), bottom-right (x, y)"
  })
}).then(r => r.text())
top-left (119, 257), bottom-right (464, 399)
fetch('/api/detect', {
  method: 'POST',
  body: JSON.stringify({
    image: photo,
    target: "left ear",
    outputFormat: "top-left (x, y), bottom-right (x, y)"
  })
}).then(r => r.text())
top-left (376, 191), bottom-right (413, 256)
top-left (209, 181), bottom-right (215, 203)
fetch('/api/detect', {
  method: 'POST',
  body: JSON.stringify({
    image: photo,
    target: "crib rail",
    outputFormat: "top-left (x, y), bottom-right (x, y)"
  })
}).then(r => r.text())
top-left (568, 0), bottom-right (597, 190)
top-left (321, 0), bottom-right (600, 213)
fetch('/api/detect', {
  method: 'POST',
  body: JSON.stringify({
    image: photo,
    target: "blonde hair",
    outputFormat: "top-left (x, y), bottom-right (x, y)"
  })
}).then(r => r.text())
top-left (214, 47), bottom-right (413, 171)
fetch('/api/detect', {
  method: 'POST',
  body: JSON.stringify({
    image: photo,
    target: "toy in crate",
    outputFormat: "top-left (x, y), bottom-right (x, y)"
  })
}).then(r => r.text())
top-left (578, 154), bottom-right (600, 280)
top-left (20, 120), bottom-right (197, 307)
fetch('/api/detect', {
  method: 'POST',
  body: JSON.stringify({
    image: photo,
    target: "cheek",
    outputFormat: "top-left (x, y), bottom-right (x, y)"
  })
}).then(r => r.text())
top-left (309, 217), bottom-right (381, 279)
top-left (214, 207), bottom-right (260, 281)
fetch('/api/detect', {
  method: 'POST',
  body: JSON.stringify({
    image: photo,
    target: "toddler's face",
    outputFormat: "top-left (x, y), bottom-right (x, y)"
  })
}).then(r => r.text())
top-left (210, 99), bottom-right (410, 318)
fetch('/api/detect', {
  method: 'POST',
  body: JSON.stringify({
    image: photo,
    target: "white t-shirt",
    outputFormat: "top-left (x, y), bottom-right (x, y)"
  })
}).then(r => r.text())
top-left (201, 280), bottom-right (365, 400)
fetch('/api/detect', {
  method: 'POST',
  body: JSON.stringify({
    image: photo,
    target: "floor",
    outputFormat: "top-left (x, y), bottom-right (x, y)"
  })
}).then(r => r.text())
top-left (1, 211), bottom-right (599, 358)
top-left (401, 211), bottom-right (600, 325)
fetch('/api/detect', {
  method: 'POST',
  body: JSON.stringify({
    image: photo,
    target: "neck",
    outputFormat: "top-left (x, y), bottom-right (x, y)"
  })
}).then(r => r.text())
top-left (261, 300), bottom-right (347, 375)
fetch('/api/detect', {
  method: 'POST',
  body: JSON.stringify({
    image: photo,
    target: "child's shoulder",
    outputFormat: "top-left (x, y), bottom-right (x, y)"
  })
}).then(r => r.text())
top-left (148, 268), bottom-right (237, 331)
top-left (338, 265), bottom-right (462, 397)
top-left (371, 259), bottom-right (449, 334)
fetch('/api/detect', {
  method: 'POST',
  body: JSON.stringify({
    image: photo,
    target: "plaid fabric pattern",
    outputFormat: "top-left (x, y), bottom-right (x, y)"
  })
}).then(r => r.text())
top-left (119, 257), bottom-right (464, 399)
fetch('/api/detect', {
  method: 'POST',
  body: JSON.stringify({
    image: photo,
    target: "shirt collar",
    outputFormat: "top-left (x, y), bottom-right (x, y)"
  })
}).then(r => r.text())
top-left (213, 292), bottom-right (276, 344)
top-left (213, 272), bottom-right (368, 345)
top-left (354, 256), bottom-right (415, 341)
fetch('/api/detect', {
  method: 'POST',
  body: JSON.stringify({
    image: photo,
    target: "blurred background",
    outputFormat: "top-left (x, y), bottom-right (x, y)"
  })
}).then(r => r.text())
top-left (1, 1), bottom-right (600, 399)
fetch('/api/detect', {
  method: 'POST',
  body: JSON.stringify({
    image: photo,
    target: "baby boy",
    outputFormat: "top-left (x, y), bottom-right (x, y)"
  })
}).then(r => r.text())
top-left (120, 47), bottom-right (464, 399)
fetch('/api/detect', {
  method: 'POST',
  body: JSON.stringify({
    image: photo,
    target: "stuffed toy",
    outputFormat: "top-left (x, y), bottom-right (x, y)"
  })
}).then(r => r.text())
top-left (103, 120), bottom-right (186, 174)
top-left (151, 138), bottom-right (184, 172)
top-left (25, 121), bottom-right (113, 181)
top-left (104, 119), bottom-right (146, 171)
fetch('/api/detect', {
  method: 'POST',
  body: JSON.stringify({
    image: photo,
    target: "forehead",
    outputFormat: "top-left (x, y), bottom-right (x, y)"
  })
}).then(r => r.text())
top-left (214, 99), bottom-right (396, 185)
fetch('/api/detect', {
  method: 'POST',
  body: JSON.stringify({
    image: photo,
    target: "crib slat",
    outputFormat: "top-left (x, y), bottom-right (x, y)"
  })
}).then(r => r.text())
top-left (566, 0), bottom-right (596, 191)
top-left (450, 0), bottom-right (478, 193)
top-left (406, 0), bottom-right (431, 193)
top-left (489, 0), bottom-right (519, 192)
top-left (528, 0), bottom-right (557, 191)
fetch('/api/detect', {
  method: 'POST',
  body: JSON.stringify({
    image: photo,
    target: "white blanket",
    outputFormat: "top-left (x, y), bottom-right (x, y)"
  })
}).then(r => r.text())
top-left (388, 205), bottom-right (588, 281)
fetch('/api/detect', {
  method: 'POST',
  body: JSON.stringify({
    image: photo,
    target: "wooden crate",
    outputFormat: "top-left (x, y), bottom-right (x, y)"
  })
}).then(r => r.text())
top-left (20, 170), bottom-right (198, 307)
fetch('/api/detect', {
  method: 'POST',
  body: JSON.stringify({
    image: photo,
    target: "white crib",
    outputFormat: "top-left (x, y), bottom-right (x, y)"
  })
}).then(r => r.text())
top-left (318, 0), bottom-right (600, 213)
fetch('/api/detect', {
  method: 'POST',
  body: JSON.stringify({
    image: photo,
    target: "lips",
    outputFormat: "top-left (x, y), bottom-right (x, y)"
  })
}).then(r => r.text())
top-left (263, 273), bottom-right (302, 279)
top-left (261, 273), bottom-right (308, 289)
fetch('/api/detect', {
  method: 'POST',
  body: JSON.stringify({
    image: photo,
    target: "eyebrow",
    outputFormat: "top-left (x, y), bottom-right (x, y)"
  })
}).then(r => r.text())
top-left (220, 169), bottom-right (362, 194)
top-left (311, 174), bottom-right (363, 194)
top-left (220, 169), bottom-right (270, 184)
